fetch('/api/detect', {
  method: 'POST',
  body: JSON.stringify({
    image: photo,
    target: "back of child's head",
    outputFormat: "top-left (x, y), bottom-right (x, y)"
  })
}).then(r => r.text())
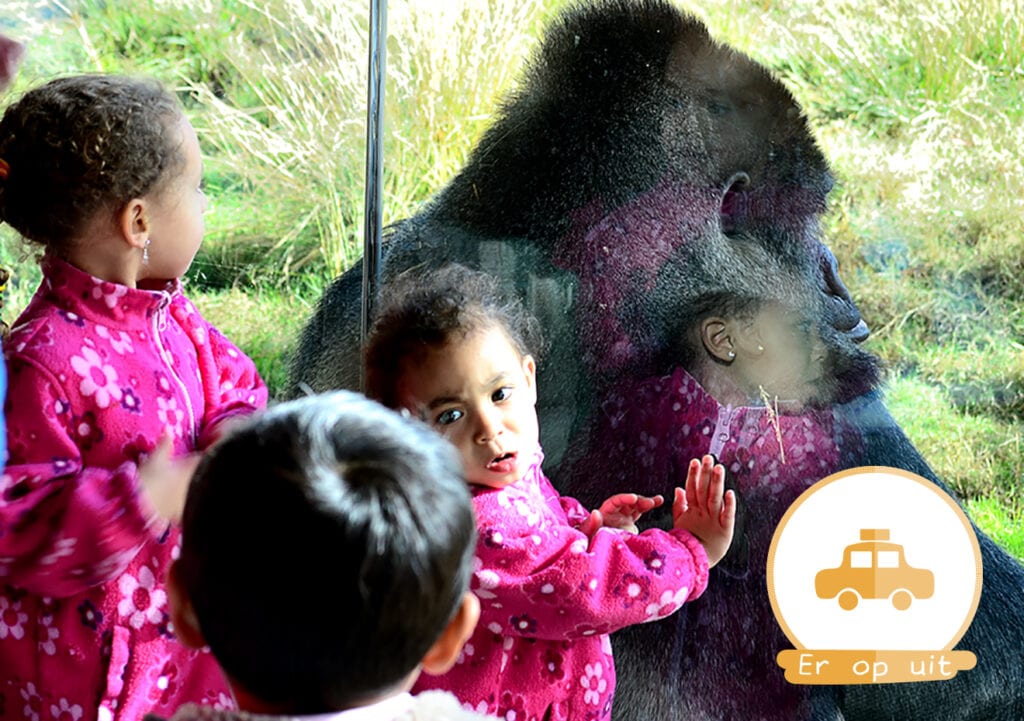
top-left (175, 390), bottom-right (477, 712)
top-left (0, 74), bottom-right (183, 254)
top-left (365, 263), bottom-right (544, 408)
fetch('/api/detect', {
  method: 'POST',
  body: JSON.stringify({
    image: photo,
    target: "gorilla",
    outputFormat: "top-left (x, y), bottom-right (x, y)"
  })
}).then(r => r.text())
top-left (288, 1), bottom-right (1024, 719)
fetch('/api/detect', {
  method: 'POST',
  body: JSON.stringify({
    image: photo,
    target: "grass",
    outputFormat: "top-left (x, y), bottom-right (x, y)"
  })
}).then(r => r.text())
top-left (2, 0), bottom-right (1022, 556)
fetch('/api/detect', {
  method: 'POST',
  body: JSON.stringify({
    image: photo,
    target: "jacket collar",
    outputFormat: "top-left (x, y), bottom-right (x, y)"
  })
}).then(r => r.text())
top-left (38, 253), bottom-right (181, 326)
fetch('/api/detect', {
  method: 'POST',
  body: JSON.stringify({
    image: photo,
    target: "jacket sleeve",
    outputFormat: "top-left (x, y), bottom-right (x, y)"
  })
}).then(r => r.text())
top-left (558, 493), bottom-right (592, 528)
top-left (471, 489), bottom-right (708, 643)
top-left (184, 303), bottom-right (268, 450)
top-left (0, 358), bottom-right (160, 597)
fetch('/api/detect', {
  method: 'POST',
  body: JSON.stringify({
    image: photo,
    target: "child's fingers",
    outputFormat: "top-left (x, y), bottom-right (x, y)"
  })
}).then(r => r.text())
top-left (692, 455), bottom-right (714, 511)
top-left (601, 493), bottom-right (636, 514)
top-left (720, 489), bottom-right (737, 530)
top-left (705, 461), bottom-right (726, 510)
top-left (684, 458), bottom-right (700, 511)
top-left (634, 495), bottom-right (663, 513)
top-left (673, 486), bottom-right (686, 522)
top-left (579, 509), bottom-right (603, 537)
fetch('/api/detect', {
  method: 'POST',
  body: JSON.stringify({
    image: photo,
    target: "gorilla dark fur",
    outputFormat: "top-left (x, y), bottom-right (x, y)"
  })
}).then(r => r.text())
top-left (289, 1), bottom-right (1024, 719)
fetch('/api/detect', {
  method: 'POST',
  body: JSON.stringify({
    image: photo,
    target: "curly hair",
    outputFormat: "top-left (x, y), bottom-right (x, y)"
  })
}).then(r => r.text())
top-left (0, 74), bottom-right (184, 255)
top-left (365, 263), bottom-right (545, 408)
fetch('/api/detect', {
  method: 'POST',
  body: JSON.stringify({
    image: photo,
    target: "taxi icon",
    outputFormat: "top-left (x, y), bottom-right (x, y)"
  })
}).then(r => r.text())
top-left (815, 529), bottom-right (934, 610)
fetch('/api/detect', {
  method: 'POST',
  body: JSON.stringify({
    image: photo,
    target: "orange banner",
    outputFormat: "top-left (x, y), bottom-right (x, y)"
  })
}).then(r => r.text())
top-left (777, 650), bottom-right (977, 684)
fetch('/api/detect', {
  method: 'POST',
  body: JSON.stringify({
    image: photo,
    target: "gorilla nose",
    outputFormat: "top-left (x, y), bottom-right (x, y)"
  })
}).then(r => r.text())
top-left (821, 245), bottom-right (870, 343)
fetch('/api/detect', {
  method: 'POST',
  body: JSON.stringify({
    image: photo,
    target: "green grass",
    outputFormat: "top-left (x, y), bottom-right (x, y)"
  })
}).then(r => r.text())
top-left (2, 0), bottom-right (1022, 558)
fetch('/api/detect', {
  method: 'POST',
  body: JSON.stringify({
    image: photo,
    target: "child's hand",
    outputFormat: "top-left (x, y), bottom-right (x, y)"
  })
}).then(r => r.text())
top-left (596, 492), bottom-right (665, 534)
top-left (138, 434), bottom-right (201, 524)
top-left (672, 455), bottom-right (736, 567)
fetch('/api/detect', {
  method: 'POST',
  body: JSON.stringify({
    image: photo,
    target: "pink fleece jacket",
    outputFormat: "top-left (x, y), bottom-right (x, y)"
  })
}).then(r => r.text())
top-left (413, 451), bottom-right (709, 721)
top-left (0, 256), bottom-right (267, 721)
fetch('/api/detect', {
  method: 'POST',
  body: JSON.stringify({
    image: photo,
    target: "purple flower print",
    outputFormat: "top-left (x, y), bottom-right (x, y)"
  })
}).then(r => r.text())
top-left (120, 388), bottom-right (142, 414)
top-left (57, 310), bottom-right (85, 327)
top-left (509, 613), bottom-right (538, 636)
top-left (644, 550), bottom-right (666, 576)
top-left (612, 572), bottom-right (651, 608)
top-left (78, 600), bottom-right (103, 630)
top-left (67, 412), bottom-right (104, 450)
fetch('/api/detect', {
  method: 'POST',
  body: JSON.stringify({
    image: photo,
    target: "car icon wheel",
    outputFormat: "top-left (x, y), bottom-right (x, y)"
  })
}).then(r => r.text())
top-left (890, 589), bottom-right (913, 610)
top-left (838, 589), bottom-right (860, 610)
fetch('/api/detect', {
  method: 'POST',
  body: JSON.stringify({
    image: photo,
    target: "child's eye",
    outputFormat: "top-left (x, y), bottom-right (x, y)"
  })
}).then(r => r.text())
top-left (492, 386), bottom-right (513, 403)
top-left (436, 408), bottom-right (464, 426)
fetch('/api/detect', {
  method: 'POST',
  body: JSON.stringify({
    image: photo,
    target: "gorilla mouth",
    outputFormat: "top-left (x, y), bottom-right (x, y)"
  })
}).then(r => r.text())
top-left (820, 245), bottom-right (870, 344)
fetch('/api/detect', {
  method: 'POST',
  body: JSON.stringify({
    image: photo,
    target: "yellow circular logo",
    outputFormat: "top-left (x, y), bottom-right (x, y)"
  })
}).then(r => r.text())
top-left (767, 466), bottom-right (981, 684)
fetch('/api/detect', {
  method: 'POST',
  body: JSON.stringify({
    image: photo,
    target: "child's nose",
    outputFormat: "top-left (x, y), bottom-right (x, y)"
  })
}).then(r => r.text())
top-left (474, 407), bottom-right (504, 444)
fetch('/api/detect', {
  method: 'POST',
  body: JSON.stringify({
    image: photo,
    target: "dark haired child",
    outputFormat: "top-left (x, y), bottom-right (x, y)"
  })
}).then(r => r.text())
top-left (364, 264), bottom-right (735, 721)
top-left (0, 75), bottom-right (267, 719)
top-left (153, 390), bottom-right (496, 721)
top-left (571, 287), bottom-right (866, 720)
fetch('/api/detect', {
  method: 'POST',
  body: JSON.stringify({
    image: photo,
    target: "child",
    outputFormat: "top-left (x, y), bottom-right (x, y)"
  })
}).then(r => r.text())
top-left (364, 264), bottom-right (735, 721)
top-left (153, 391), bottom-right (498, 721)
top-left (0, 75), bottom-right (267, 720)
top-left (568, 289), bottom-right (865, 720)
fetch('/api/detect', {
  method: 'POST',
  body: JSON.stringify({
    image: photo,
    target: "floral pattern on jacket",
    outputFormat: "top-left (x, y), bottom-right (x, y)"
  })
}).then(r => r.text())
top-left (0, 255), bottom-right (267, 721)
top-left (413, 451), bottom-right (709, 721)
top-left (148, 691), bottom-right (499, 721)
top-left (574, 366), bottom-right (863, 720)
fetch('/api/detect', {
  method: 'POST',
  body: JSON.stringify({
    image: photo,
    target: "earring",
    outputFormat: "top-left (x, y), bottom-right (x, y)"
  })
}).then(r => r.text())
top-left (142, 238), bottom-right (151, 265)
top-left (727, 350), bottom-right (736, 359)
top-left (757, 344), bottom-right (764, 353)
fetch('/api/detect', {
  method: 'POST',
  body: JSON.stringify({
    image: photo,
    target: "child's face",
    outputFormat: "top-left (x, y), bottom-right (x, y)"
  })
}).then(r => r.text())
top-left (141, 114), bottom-right (207, 281)
top-left (396, 324), bottom-right (540, 490)
top-left (738, 303), bottom-right (826, 406)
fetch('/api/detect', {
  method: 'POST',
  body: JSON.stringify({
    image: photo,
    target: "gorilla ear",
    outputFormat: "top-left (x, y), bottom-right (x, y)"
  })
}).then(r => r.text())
top-left (700, 318), bottom-right (736, 362)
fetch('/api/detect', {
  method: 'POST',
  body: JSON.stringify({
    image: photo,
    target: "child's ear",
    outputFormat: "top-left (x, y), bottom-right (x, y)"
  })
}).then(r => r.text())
top-left (421, 592), bottom-right (481, 676)
top-left (167, 560), bottom-right (207, 650)
top-left (522, 354), bottom-right (538, 398)
top-left (116, 198), bottom-right (152, 250)
top-left (700, 317), bottom-right (737, 362)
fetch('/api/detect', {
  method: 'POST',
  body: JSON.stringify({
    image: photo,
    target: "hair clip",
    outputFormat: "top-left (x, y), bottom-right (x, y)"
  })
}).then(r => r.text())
top-left (0, 158), bottom-right (9, 181)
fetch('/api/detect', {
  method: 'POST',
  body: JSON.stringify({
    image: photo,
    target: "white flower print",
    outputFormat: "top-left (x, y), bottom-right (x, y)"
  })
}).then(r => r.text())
top-left (645, 587), bottom-right (689, 619)
top-left (157, 396), bottom-right (185, 435)
top-left (50, 698), bottom-right (84, 721)
top-left (96, 325), bottom-right (135, 355)
top-left (20, 682), bottom-right (42, 721)
top-left (71, 346), bottom-right (122, 409)
top-left (91, 280), bottom-right (127, 309)
top-left (474, 565), bottom-right (500, 601)
top-left (41, 537), bottom-right (76, 565)
top-left (39, 621), bottom-right (59, 655)
top-left (580, 662), bottom-right (608, 705)
top-left (456, 641), bottom-right (475, 665)
top-left (0, 596), bottom-right (28, 639)
top-left (93, 544), bottom-right (145, 581)
top-left (118, 566), bottom-right (168, 630)
top-left (38, 604), bottom-right (60, 655)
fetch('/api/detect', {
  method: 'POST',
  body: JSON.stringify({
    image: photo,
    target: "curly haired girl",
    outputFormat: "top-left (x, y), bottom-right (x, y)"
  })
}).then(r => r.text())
top-left (0, 74), bottom-right (267, 721)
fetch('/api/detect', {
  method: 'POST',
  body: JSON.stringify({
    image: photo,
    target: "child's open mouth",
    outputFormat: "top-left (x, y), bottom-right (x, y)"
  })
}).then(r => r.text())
top-left (486, 451), bottom-right (517, 475)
